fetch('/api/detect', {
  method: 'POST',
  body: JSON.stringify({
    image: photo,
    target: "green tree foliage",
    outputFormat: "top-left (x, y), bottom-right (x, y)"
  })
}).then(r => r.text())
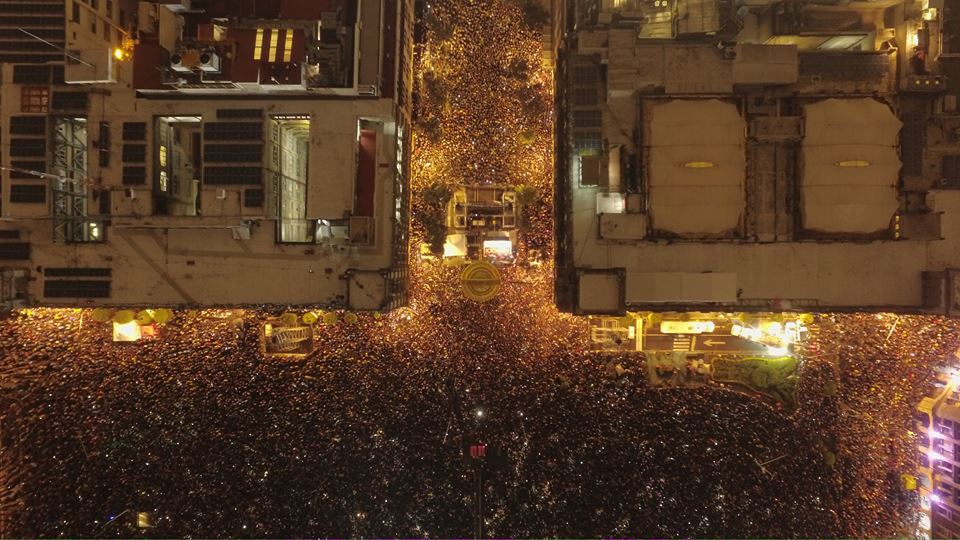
top-left (425, 8), bottom-right (455, 41)
top-left (505, 58), bottom-right (532, 80)
top-left (713, 356), bottom-right (799, 409)
top-left (518, 83), bottom-right (550, 121)
top-left (418, 116), bottom-right (442, 144)
top-left (512, 0), bottom-right (550, 29)
top-left (421, 183), bottom-right (453, 255)
top-left (422, 70), bottom-right (448, 105)
top-left (515, 184), bottom-right (538, 235)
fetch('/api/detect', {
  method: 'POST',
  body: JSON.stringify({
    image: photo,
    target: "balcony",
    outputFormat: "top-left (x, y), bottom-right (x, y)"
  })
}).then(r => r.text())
top-left (131, 0), bottom-right (383, 95)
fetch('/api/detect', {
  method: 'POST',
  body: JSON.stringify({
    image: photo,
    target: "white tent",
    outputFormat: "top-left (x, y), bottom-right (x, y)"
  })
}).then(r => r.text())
top-left (647, 99), bottom-right (746, 235)
top-left (801, 98), bottom-right (902, 234)
top-left (443, 233), bottom-right (468, 258)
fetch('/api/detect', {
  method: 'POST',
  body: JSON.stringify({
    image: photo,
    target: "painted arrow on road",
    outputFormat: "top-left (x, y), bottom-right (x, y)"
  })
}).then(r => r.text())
top-left (641, 334), bottom-right (767, 354)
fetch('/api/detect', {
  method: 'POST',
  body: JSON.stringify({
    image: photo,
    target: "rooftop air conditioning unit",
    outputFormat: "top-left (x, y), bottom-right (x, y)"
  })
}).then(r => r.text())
top-left (199, 50), bottom-right (221, 73)
top-left (170, 50), bottom-right (199, 73)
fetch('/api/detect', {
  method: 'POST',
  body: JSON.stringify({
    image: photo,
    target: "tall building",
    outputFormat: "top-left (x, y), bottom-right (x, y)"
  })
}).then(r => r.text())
top-left (917, 369), bottom-right (960, 539)
top-left (0, 0), bottom-right (414, 310)
top-left (555, 0), bottom-right (960, 315)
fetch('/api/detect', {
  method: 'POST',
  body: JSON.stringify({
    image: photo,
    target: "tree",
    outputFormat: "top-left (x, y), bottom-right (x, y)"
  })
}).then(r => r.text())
top-left (518, 83), bottom-right (550, 121)
top-left (505, 58), bottom-right (532, 80)
top-left (419, 115), bottom-right (442, 144)
top-left (422, 70), bottom-right (448, 105)
top-left (512, 0), bottom-right (550, 30)
top-left (515, 184), bottom-right (538, 235)
top-left (421, 183), bottom-right (454, 256)
top-left (425, 8), bottom-right (454, 41)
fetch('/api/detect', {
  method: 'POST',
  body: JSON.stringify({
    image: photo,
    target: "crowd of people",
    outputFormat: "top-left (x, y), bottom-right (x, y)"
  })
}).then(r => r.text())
top-left (1, 305), bottom-right (842, 538)
top-left (411, 0), bottom-right (555, 260)
top-left (808, 314), bottom-right (960, 537)
top-left (2, 294), bottom-right (960, 539)
top-left (3, 0), bottom-right (960, 537)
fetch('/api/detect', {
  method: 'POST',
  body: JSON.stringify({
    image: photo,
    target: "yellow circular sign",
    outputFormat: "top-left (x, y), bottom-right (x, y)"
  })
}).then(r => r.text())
top-left (152, 308), bottom-right (173, 325)
top-left (91, 308), bottom-right (113, 323)
top-left (461, 262), bottom-right (502, 302)
top-left (136, 309), bottom-right (154, 325)
top-left (280, 312), bottom-right (298, 327)
top-left (112, 309), bottom-right (135, 324)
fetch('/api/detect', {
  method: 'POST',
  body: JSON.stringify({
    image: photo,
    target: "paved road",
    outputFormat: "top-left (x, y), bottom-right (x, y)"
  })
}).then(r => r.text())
top-left (640, 333), bottom-right (769, 354)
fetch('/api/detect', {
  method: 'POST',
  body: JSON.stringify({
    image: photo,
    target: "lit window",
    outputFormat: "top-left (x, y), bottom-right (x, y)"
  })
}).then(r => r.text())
top-left (283, 29), bottom-right (293, 63)
top-left (159, 145), bottom-right (167, 167)
top-left (254, 28), bottom-right (264, 61)
top-left (86, 221), bottom-right (102, 241)
top-left (268, 29), bottom-right (278, 63)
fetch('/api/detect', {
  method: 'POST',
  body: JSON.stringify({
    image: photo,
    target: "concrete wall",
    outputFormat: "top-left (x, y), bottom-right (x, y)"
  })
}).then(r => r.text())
top-left (0, 67), bottom-right (408, 310)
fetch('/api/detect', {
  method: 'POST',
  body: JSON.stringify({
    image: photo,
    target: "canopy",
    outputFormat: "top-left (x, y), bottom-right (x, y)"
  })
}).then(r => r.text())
top-left (801, 98), bottom-right (901, 234)
top-left (647, 99), bottom-right (746, 235)
top-left (443, 233), bottom-right (468, 258)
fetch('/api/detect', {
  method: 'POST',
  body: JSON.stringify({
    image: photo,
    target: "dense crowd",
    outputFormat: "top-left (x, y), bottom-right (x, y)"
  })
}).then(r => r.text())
top-left (3, 0), bottom-right (960, 537)
top-left (4, 306), bottom-right (959, 538)
top-left (1, 306), bottom-right (843, 538)
top-left (2, 302), bottom-right (960, 538)
top-left (809, 314), bottom-right (960, 537)
top-left (411, 0), bottom-right (555, 261)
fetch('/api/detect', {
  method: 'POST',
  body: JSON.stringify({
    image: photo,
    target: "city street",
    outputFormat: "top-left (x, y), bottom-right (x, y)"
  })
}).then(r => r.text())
top-left (0, 0), bottom-right (958, 538)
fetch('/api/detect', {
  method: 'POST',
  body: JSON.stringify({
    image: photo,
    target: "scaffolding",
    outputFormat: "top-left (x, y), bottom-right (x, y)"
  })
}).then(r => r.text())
top-left (262, 322), bottom-right (315, 357)
top-left (384, 118), bottom-right (410, 310)
top-left (269, 115), bottom-right (312, 243)
top-left (51, 117), bottom-right (101, 243)
top-left (271, 326), bottom-right (312, 351)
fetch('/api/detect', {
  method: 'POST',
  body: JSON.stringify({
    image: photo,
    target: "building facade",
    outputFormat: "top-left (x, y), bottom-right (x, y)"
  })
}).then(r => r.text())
top-left (0, 0), bottom-right (414, 310)
top-left (555, 0), bottom-right (960, 315)
top-left (917, 369), bottom-right (960, 539)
